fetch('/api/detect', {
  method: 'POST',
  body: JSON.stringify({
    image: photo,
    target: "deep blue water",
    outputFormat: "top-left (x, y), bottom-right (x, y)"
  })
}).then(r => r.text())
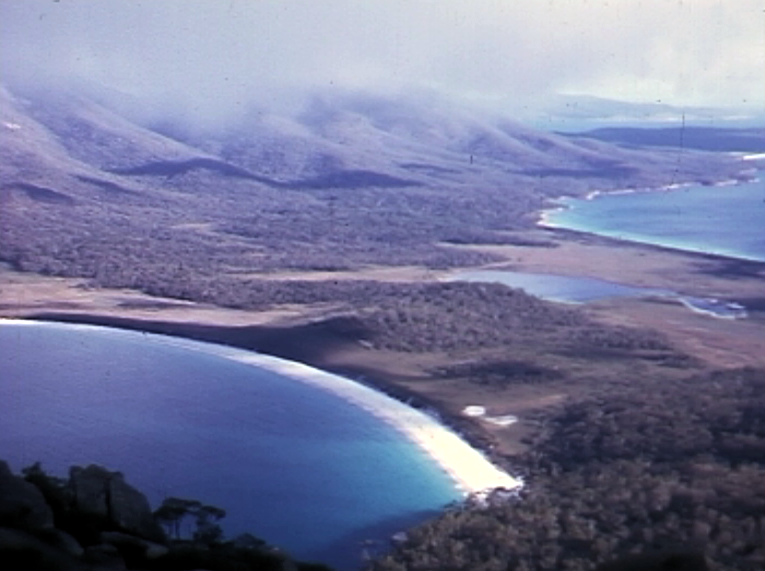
top-left (542, 171), bottom-right (765, 263)
top-left (0, 321), bottom-right (460, 569)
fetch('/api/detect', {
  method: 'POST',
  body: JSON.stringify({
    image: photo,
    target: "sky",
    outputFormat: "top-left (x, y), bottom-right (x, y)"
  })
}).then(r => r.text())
top-left (1, 0), bottom-right (763, 123)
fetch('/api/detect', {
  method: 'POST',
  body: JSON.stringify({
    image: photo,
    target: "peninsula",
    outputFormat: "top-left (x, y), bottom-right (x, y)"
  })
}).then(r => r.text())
top-left (2, 83), bottom-right (765, 570)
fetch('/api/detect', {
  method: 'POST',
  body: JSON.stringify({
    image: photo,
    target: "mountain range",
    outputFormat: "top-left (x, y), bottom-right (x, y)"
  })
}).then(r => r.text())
top-left (0, 84), bottom-right (748, 295)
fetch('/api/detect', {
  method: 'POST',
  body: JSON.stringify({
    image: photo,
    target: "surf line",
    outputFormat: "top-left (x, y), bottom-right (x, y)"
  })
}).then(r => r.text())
top-left (206, 349), bottom-right (523, 496)
top-left (1, 319), bottom-right (522, 496)
top-left (149, 332), bottom-right (523, 495)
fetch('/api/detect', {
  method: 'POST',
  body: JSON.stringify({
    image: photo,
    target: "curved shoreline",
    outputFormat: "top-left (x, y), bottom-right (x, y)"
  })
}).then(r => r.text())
top-left (537, 173), bottom-right (765, 265)
top-left (539, 216), bottom-right (765, 264)
top-left (0, 318), bottom-right (521, 497)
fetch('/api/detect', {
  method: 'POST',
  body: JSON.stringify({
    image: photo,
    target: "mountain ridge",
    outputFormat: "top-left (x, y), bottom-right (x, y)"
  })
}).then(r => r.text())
top-left (0, 83), bottom-right (749, 289)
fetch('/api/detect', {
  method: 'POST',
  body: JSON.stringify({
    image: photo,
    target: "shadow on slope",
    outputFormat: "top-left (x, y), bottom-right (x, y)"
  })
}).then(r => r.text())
top-left (285, 169), bottom-right (420, 189)
top-left (74, 175), bottom-right (139, 195)
top-left (26, 312), bottom-right (372, 364)
top-left (108, 158), bottom-right (420, 190)
top-left (2, 183), bottom-right (76, 204)
top-left (107, 158), bottom-right (280, 186)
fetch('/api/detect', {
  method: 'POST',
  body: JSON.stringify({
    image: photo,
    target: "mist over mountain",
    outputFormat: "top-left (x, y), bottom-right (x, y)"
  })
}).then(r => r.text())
top-left (3, 5), bottom-right (765, 571)
top-left (3, 80), bottom-right (750, 202)
top-left (3, 79), bottom-right (764, 569)
top-left (3, 1), bottom-right (764, 129)
top-left (0, 78), bottom-right (748, 298)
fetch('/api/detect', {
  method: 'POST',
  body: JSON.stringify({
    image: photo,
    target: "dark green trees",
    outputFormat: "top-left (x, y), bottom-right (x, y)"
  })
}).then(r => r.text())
top-left (153, 497), bottom-right (226, 545)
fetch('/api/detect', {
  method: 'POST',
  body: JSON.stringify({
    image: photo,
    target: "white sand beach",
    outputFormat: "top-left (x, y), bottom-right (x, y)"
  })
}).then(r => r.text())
top-left (3, 319), bottom-right (522, 496)
top-left (150, 332), bottom-right (523, 495)
top-left (213, 350), bottom-right (523, 495)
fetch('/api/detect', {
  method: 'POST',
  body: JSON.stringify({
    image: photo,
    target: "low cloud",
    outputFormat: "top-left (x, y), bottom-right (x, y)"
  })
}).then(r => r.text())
top-left (1, 0), bottom-right (762, 125)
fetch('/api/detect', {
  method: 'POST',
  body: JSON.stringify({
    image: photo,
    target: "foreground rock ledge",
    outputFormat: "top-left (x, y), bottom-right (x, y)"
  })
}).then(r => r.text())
top-left (0, 459), bottom-right (331, 571)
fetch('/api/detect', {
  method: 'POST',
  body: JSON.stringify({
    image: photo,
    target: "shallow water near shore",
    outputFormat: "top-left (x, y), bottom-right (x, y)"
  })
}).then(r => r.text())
top-left (451, 270), bottom-right (748, 319)
top-left (0, 321), bottom-right (470, 569)
top-left (540, 171), bottom-right (765, 263)
top-left (452, 270), bottom-right (670, 303)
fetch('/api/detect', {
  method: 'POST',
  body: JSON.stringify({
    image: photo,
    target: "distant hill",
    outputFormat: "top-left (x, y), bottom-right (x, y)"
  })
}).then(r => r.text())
top-left (0, 83), bottom-right (748, 297)
top-left (561, 126), bottom-right (765, 153)
top-left (533, 93), bottom-right (765, 132)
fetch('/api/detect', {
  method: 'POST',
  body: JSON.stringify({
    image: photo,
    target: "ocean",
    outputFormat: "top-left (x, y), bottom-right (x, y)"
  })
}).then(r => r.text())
top-left (0, 321), bottom-right (465, 569)
top-left (541, 170), bottom-right (765, 263)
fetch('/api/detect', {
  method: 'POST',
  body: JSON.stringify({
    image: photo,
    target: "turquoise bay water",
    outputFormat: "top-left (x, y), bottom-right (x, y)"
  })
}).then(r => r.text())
top-left (0, 321), bottom-right (460, 569)
top-left (542, 171), bottom-right (765, 263)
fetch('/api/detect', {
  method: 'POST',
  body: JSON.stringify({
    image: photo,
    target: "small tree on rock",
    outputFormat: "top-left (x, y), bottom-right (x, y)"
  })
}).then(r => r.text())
top-left (154, 497), bottom-right (201, 539)
top-left (154, 497), bottom-right (226, 544)
top-left (193, 504), bottom-right (226, 545)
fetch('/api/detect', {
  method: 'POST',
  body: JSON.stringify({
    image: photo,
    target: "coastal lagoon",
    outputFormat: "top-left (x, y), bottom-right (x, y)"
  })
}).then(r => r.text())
top-left (452, 270), bottom-right (670, 304)
top-left (0, 320), bottom-right (518, 569)
top-left (541, 171), bottom-right (765, 263)
top-left (451, 271), bottom-right (748, 319)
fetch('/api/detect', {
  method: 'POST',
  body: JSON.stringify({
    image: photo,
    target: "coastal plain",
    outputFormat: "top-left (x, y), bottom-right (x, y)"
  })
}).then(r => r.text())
top-left (3, 223), bottom-right (764, 456)
top-left (1, 83), bottom-right (765, 570)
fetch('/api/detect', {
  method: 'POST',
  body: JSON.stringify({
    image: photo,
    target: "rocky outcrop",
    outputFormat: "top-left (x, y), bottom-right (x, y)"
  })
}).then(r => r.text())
top-left (82, 542), bottom-right (126, 569)
top-left (45, 529), bottom-right (84, 557)
top-left (0, 460), bottom-right (54, 531)
top-left (0, 460), bottom-right (334, 570)
top-left (68, 464), bottom-right (109, 517)
top-left (0, 527), bottom-right (83, 571)
top-left (69, 464), bottom-right (164, 542)
top-left (100, 530), bottom-right (168, 560)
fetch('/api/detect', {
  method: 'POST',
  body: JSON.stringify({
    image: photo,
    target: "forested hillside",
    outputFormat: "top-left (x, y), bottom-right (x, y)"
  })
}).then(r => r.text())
top-left (1, 85), bottom-right (746, 294)
top-left (371, 367), bottom-right (765, 571)
top-left (3, 82), bottom-right (764, 571)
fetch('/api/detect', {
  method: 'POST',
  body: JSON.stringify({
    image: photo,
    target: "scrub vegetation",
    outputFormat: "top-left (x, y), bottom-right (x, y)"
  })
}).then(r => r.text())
top-left (370, 367), bottom-right (765, 571)
top-left (2, 84), bottom-right (765, 570)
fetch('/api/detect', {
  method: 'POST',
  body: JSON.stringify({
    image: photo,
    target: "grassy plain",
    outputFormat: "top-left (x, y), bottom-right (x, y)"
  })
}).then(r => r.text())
top-left (3, 228), bottom-right (763, 461)
top-left (3, 83), bottom-right (764, 570)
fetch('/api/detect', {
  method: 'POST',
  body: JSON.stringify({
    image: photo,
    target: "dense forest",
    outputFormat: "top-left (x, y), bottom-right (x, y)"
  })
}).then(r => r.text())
top-left (370, 367), bottom-right (765, 571)
top-left (2, 85), bottom-right (765, 570)
top-left (0, 83), bottom-right (749, 291)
